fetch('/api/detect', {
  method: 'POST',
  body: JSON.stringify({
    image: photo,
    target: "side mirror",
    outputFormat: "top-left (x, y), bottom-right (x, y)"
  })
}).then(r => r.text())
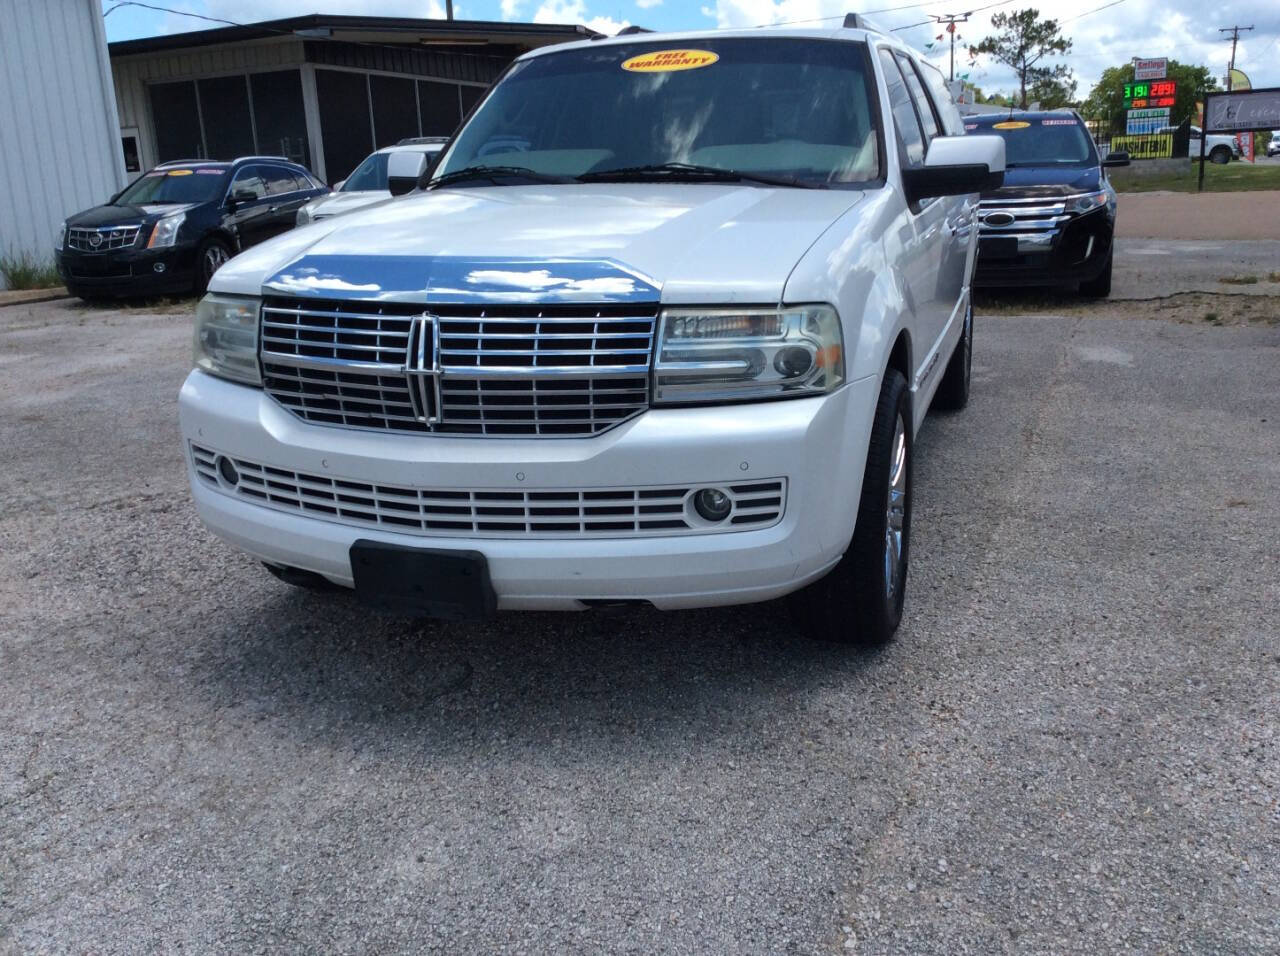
top-left (227, 188), bottom-right (258, 208)
top-left (1103, 151), bottom-right (1130, 168)
top-left (902, 135), bottom-right (1006, 203)
top-left (387, 150), bottom-right (428, 197)
top-left (333, 179), bottom-right (346, 191)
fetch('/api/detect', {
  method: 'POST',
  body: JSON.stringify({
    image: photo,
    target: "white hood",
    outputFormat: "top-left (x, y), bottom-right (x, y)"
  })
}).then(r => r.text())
top-left (213, 184), bottom-right (864, 304)
top-left (301, 190), bottom-right (391, 220)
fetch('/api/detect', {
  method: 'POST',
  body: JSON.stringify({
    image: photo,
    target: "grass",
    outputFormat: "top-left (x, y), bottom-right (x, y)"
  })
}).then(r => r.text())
top-left (0, 251), bottom-right (62, 290)
top-left (1219, 275), bottom-right (1260, 285)
top-left (1113, 161), bottom-right (1280, 194)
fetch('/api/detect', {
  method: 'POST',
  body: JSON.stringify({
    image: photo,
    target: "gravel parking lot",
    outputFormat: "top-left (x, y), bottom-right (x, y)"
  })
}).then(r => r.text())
top-left (2, 295), bottom-right (1277, 953)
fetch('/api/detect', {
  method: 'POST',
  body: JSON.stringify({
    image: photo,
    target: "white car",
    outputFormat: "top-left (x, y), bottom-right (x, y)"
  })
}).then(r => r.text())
top-left (295, 139), bottom-right (447, 224)
top-left (181, 20), bottom-right (1005, 647)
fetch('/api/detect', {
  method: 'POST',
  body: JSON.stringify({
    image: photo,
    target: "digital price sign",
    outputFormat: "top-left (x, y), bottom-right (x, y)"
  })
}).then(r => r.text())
top-left (1124, 80), bottom-right (1176, 109)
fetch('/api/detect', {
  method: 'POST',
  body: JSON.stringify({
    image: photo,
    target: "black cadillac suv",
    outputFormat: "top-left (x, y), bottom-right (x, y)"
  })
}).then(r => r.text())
top-left (56, 157), bottom-right (328, 300)
top-left (966, 110), bottom-right (1129, 297)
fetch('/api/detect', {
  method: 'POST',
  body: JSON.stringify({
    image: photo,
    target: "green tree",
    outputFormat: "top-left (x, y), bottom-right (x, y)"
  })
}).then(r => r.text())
top-left (1081, 61), bottom-right (1218, 136)
top-left (1027, 73), bottom-right (1078, 110)
top-left (969, 8), bottom-right (1072, 109)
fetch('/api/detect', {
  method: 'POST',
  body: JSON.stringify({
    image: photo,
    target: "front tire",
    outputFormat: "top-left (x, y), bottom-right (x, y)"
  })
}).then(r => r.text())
top-left (789, 368), bottom-right (912, 647)
top-left (194, 238), bottom-right (232, 294)
top-left (1209, 145), bottom-right (1231, 165)
top-left (1079, 250), bottom-right (1113, 298)
top-left (932, 297), bottom-right (972, 411)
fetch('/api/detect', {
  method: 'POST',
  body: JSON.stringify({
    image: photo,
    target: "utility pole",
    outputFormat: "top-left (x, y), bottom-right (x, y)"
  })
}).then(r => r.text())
top-left (932, 13), bottom-right (970, 81)
top-left (446, 0), bottom-right (454, 19)
top-left (1218, 24), bottom-right (1253, 89)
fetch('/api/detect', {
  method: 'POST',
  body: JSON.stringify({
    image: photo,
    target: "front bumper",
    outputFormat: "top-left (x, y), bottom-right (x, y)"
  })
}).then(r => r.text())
top-left (57, 243), bottom-right (198, 297)
top-left (179, 371), bottom-right (879, 611)
top-left (975, 207), bottom-right (1113, 289)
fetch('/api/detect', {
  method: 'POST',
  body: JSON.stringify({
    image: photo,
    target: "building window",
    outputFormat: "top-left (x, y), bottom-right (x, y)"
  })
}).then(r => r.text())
top-left (148, 70), bottom-right (310, 168)
top-left (197, 76), bottom-right (256, 159)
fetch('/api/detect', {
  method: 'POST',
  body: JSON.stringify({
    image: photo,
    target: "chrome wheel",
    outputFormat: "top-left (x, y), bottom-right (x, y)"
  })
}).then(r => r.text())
top-left (202, 244), bottom-right (229, 280)
top-left (884, 412), bottom-right (907, 599)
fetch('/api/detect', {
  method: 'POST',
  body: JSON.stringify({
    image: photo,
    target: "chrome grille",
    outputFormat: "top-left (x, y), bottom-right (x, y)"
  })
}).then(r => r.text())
top-left (67, 225), bottom-right (141, 252)
top-left (191, 444), bottom-right (785, 538)
top-left (260, 297), bottom-right (657, 437)
top-left (978, 196), bottom-right (1069, 255)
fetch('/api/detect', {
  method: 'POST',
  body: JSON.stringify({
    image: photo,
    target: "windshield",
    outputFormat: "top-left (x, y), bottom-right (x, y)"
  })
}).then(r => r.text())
top-left (116, 167), bottom-right (228, 204)
top-left (965, 116), bottom-right (1097, 168)
top-left (342, 153), bottom-right (389, 191)
top-left (436, 38), bottom-right (882, 186)
top-left (343, 149), bottom-right (438, 191)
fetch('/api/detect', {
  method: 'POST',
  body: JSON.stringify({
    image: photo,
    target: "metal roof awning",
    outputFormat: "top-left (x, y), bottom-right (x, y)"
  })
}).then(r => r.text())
top-left (108, 13), bottom-right (598, 57)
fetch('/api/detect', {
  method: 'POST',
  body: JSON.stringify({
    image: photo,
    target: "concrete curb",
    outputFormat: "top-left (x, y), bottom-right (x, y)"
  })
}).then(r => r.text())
top-left (0, 287), bottom-right (72, 307)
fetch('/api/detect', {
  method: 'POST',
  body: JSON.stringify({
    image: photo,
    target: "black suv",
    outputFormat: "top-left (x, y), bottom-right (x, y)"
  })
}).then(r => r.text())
top-left (56, 157), bottom-right (328, 300)
top-left (966, 110), bottom-right (1128, 297)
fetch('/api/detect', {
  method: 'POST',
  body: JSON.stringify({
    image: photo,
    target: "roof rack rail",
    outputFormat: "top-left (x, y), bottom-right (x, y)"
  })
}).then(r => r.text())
top-left (232, 155), bottom-right (291, 163)
top-left (616, 25), bottom-right (652, 34)
top-left (396, 136), bottom-right (450, 146)
top-left (842, 13), bottom-right (889, 35)
top-left (156, 158), bottom-right (215, 166)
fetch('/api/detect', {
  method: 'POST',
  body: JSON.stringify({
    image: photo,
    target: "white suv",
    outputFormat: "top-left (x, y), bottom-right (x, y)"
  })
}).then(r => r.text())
top-left (181, 20), bottom-right (1004, 646)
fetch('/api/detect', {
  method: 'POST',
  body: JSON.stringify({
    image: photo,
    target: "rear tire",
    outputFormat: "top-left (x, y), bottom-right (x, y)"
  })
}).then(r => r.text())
top-left (1079, 251), bottom-right (1113, 298)
top-left (932, 297), bottom-right (972, 411)
top-left (789, 369), bottom-right (911, 647)
top-left (1209, 145), bottom-right (1231, 165)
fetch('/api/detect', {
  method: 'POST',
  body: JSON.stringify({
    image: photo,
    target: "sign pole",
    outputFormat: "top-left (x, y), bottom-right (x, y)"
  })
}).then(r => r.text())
top-left (1197, 95), bottom-right (1207, 192)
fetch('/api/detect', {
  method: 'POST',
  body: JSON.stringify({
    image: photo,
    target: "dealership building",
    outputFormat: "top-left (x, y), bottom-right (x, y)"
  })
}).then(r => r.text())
top-left (0, 9), bottom-right (593, 279)
top-left (108, 15), bottom-right (596, 185)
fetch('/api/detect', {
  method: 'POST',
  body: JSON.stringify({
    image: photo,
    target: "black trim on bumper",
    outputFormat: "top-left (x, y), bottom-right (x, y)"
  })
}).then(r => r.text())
top-left (975, 208), bottom-right (1114, 289)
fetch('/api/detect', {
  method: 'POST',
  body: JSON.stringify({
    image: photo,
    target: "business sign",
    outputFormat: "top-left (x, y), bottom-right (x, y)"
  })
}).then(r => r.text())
top-left (1126, 107), bottom-right (1170, 135)
top-left (1133, 58), bottom-right (1167, 81)
top-left (1204, 87), bottom-right (1280, 133)
top-left (1124, 80), bottom-right (1177, 109)
top-left (1112, 134), bottom-right (1174, 159)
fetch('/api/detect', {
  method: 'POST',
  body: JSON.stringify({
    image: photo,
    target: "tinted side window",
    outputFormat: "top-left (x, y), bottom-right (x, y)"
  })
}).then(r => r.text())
top-left (230, 165), bottom-right (268, 200)
top-left (263, 166), bottom-right (301, 195)
top-left (896, 54), bottom-right (941, 143)
top-left (878, 49), bottom-right (925, 168)
top-left (919, 62), bottom-right (965, 136)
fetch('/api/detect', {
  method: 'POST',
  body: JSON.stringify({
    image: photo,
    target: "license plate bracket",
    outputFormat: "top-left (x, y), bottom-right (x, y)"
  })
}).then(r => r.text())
top-left (350, 540), bottom-right (496, 620)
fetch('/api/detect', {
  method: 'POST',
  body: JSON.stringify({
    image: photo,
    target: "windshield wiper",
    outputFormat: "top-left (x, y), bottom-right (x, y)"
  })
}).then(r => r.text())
top-left (427, 165), bottom-right (579, 188)
top-left (579, 162), bottom-right (826, 189)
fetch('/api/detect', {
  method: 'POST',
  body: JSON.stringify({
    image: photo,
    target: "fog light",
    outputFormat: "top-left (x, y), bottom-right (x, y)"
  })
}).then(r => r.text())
top-left (216, 455), bottom-right (240, 487)
top-left (693, 487), bottom-right (732, 522)
top-left (153, 262), bottom-right (167, 273)
top-left (773, 346), bottom-right (813, 378)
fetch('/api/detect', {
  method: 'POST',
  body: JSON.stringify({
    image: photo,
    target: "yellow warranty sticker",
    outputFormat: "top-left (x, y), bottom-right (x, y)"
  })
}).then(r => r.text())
top-left (622, 49), bottom-right (719, 73)
top-left (992, 120), bottom-right (1031, 130)
top-left (167, 169), bottom-right (194, 175)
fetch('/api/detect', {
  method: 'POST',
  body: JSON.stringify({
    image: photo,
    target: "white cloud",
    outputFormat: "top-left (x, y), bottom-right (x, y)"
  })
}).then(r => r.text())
top-left (501, 0), bottom-right (522, 19)
top-left (701, 0), bottom-right (1279, 97)
top-left (636, 0), bottom-right (663, 8)
top-left (533, 0), bottom-right (630, 35)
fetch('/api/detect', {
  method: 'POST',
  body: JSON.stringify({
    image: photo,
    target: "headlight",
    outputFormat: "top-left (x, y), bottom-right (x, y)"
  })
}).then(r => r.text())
top-left (653, 305), bottom-right (844, 404)
top-left (1066, 191), bottom-right (1109, 215)
top-left (193, 294), bottom-right (261, 386)
top-left (147, 212), bottom-right (186, 248)
top-left (55, 220), bottom-right (66, 251)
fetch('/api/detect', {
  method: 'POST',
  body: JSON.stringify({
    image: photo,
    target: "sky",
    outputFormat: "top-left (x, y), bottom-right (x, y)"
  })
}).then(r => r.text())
top-left (101, 0), bottom-right (1279, 101)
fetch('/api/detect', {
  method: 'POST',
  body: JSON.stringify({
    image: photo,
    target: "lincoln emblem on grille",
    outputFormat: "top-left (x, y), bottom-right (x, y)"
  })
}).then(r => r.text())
top-left (404, 313), bottom-right (441, 423)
